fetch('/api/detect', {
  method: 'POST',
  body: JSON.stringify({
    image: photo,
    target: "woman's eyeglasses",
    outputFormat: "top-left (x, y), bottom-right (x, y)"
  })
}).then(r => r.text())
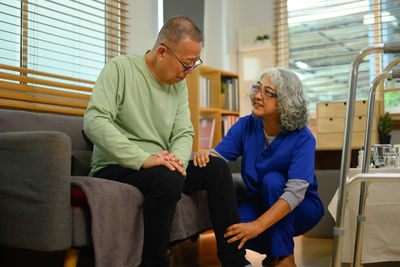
top-left (161, 42), bottom-right (203, 73)
top-left (251, 83), bottom-right (277, 99)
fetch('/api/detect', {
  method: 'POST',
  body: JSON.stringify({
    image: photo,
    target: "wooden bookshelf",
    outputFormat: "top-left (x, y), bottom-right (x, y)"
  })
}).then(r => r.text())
top-left (186, 65), bottom-right (240, 151)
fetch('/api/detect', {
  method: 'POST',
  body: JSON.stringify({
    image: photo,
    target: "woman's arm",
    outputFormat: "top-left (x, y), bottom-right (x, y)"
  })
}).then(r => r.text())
top-left (192, 117), bottom-right (248, 167)
top-left (224, 198), bottom-right (291, 249)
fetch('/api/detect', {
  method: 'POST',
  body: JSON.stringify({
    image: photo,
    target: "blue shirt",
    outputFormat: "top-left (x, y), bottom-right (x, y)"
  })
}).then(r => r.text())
top-left (214, 115), bottom-right (319, 200)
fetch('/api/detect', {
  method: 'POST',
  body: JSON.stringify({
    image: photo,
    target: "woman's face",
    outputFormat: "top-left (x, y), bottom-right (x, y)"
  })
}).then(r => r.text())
top-left (252, 75), bottom-right (278, 118)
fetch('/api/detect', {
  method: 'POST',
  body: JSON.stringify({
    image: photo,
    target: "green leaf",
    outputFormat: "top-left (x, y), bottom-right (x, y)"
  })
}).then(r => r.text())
top-left (378, 112), bottom-right (392, 136)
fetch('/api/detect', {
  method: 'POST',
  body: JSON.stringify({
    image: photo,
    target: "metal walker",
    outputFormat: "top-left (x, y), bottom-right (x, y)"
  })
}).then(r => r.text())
top-left (331, 41), bottom-right (400, 267)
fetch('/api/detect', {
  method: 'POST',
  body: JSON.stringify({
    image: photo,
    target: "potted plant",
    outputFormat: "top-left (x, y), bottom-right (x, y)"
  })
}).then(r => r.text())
top-left (378, 112), bottom-right (392, 144)
top-left (255, 34), bottom-right (270, 45)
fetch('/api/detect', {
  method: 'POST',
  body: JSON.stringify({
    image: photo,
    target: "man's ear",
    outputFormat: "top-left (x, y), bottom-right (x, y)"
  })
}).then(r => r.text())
top-left (156, 45), bottom-right (168, 61)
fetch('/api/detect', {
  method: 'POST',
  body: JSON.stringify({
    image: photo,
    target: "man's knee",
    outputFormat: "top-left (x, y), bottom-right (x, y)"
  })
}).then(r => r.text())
top-left (206, 156), bottom-right (236, 188)
top-left (207, 156), bottom-right (230, 173)
top-left (152, 166), bottom-right (184, 199)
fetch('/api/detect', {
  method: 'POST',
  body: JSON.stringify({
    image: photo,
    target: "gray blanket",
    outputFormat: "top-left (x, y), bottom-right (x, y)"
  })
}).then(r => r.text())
top-left (71, 177), bottom-right (212, 267)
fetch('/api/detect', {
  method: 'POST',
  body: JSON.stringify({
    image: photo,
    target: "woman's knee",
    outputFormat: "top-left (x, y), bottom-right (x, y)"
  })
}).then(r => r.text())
top-left (261, 171), bottom-right (286, 193)
top-left (260, 172), bottom-right (286, 208)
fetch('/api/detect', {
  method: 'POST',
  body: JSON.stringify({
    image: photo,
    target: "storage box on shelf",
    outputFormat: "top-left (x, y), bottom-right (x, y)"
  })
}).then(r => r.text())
top-left (316, 100), bottom-right (379, 150)
top-left (185, 65), bottom-right (240, 151)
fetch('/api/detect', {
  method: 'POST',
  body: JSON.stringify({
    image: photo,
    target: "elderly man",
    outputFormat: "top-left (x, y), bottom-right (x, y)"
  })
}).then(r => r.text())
top-left (84, 16), bottom-right (251, 267)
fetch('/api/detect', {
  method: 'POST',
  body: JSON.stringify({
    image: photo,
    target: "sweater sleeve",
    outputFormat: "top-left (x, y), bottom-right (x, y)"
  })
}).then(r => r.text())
top-left (168, 83), bottom-right (194, 170)
top-left (280, 179), bottom-right (309, 210)
top-left (83, 61), bottom-right (151, 171)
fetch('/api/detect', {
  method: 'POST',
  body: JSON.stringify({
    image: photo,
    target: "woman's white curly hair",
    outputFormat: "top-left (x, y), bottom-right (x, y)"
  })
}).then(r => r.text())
top-left (250, 68), bottom-right (309, 132)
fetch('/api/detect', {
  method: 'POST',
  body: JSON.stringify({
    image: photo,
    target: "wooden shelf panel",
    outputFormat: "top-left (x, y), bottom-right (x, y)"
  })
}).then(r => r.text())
top-left (186, 65), bottom-right (240, 151)
top-left (221, 110), bottom-right (240, 116)
top-left (199, 107), bottom-right (221, 113)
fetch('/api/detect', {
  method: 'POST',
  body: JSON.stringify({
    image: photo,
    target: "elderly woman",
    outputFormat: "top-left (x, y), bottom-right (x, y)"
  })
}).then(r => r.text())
top-left (193, 68), bottom-right (324, 266)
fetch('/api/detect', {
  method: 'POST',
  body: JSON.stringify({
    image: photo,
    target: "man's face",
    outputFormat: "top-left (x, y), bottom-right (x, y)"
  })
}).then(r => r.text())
top-left (160, 38), bottom-right (202, 85)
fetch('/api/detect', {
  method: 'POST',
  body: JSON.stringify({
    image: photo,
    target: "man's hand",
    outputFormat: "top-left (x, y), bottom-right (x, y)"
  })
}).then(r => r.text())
top-left (142, 151), bottom-right (186, 176)
top-left (155, 151), bottom-right (182, 165)
top-left (193, 151), bottom-right (216, 167)
top-left (224, 221), bottom-right (265, 249)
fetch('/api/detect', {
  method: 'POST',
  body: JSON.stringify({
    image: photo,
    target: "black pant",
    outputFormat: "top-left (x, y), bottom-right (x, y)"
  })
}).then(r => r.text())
top-left (95, 157), bottom-right (249, 267)
top-left (95, 164), bottom-right (183, 267)
top-left (185, 157), bottom-right (249, 267)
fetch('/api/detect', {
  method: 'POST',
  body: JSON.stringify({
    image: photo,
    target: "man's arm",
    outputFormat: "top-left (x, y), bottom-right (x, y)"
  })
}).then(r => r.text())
top-left (168, 83), bottom-right (195, 170)
top-left (83, 61), bottom-right (151, 170)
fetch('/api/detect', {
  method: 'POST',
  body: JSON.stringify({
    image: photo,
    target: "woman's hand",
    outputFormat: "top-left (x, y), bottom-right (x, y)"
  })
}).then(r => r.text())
top-left (193, 151), bottom-right (216, 167)
top-left (225, 199), bottom-right (292, 249)
top-left (224, 221), bottom-right (265, 249)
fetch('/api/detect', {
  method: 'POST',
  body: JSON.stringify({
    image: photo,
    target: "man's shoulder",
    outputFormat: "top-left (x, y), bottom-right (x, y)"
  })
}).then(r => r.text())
top-left (103, 54), bottom-right (147, 78)
top-left (109, 53), bottom-right (143, 65)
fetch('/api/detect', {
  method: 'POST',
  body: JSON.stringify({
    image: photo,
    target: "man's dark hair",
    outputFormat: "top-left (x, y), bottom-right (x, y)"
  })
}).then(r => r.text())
top-left (156, 16), bottom-right (203, 47)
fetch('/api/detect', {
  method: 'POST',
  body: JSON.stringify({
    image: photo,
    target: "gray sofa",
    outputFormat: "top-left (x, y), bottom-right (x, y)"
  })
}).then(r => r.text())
top-left (0, 109), bottom-right (213, 267)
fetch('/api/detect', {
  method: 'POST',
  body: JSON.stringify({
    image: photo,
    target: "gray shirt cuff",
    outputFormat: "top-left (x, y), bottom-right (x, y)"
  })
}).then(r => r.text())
top-left (210, 149), bottom-right (228, 162)
top-left (280, 179), bottom-right (309, 210)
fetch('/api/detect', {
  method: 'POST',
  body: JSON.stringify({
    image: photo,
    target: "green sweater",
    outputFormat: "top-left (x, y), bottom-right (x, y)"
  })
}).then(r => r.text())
top-left (84, 53), bottom-right (194, 176)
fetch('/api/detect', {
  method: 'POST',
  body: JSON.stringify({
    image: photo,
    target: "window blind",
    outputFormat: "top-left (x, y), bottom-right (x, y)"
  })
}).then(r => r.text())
top-left (0, 0), bottom-right (128, 116)
top-left (274, 0), bottom-right (400, 114)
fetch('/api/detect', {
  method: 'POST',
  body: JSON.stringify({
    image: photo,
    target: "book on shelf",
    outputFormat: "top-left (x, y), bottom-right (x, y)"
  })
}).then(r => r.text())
top-left (199, 118), bottom-right (216, 149)
top-left (199, 77), bottom-right (210, 108)
top-left (221, 115), bottom-right (239, 137)
top-left (221, 77), bottom-right (239, 111)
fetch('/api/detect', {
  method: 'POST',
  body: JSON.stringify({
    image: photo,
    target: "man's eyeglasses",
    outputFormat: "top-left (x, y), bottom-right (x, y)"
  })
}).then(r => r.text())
top-left (161, 42), bottom-right (203, 73)
top-left (251, 82), bottom-right (277, 99)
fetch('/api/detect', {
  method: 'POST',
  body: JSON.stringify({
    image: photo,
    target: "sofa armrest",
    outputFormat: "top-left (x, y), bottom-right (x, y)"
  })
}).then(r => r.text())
top-left (0, 131), bottom-right (72, 251)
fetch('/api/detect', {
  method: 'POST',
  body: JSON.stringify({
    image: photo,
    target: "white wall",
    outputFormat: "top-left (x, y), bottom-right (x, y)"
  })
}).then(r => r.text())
top-left (203, 0), bottom-right (226, 70)
top-left (126, 0), bottom-right (159, 54)
top-left (225, 0), bottom-right (274, 73)
top-left (203, 0), bottom-right (274, 73)
top-left (126, 0), bottom-right (274, 73)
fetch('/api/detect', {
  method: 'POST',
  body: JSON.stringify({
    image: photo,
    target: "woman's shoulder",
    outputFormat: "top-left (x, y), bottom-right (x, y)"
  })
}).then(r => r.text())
top-left (291, 126), bottom-right (316, 146)
top-left (231, 114), bottom-right (262, 134)
top-left (237, 114), bottom-right (262, 127)
top-left (283, 126), bottom-right (315, 144)
top-left (299, 126), bottom-right (314, 137)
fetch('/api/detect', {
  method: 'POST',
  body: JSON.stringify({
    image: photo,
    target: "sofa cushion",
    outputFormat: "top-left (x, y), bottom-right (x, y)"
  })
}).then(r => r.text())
top-left (81, 129), bottom-right (94, 151)
top-left (72, 150), bottom-right (92, 176)
top-left (0, 109), bottom-right (87, 150)
top-left (227, 156), bottom-right (242, 173)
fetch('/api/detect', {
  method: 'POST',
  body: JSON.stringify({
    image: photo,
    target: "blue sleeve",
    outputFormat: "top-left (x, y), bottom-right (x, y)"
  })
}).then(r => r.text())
top-left (288, 133), bottom-right (316, 185)
top-left (214, 117), bottom-right (245, 161)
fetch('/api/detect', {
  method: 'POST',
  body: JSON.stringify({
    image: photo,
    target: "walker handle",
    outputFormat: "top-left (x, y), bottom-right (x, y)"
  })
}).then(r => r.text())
top-left (392, 68), bottom-right (400, 79)
top-left (384, 41), bottom-right (400, 53)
